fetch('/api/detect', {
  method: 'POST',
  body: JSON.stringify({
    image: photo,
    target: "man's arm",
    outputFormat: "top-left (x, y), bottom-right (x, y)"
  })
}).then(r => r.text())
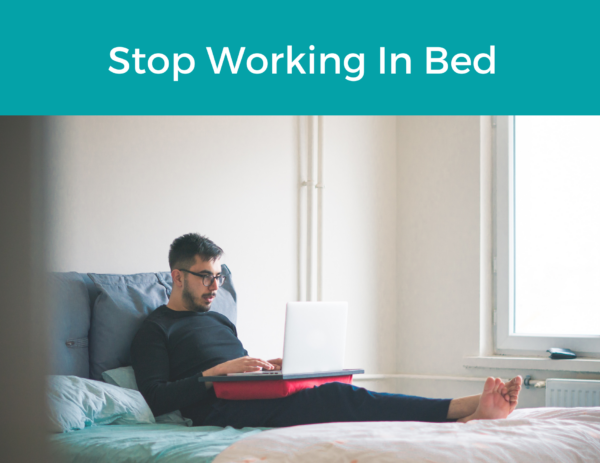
top-left (131, 321), bottom-right (209, 417)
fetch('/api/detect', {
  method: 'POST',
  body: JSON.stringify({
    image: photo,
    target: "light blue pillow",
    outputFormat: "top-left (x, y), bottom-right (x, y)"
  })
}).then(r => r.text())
top-left (47, 375), bottom-right (155, 433)
top-left (101, 366), bottom-right (138, 390)
top-left (102, 366), bottom-right (193, 426)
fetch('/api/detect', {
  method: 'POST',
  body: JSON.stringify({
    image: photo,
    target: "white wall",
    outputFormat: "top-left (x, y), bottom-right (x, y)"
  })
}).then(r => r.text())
top-left (323, 117), bottom-right (397, 377)
top-left (47, 116), bottom-right (398, 379)
top-left (396, 116), bottom-right (481, 378)
top-left (47, 116), bottom-right (297, 358)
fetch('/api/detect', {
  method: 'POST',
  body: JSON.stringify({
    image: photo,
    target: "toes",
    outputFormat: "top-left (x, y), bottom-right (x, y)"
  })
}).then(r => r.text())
top-left (494, 378), bottom-right (503, 392)
top-left (483, 377), bottom-right (496, 393)
top-left (507, 376), bottom-right (523, 388)
top-left (505, 377), bottom-right (523, 393)
top-left (508, 383), bottom-right (522, 394)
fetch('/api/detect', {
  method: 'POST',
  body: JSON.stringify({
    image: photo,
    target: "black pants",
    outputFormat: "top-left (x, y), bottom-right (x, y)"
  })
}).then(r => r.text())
top-left (199, 382), bottom-right (452, 428)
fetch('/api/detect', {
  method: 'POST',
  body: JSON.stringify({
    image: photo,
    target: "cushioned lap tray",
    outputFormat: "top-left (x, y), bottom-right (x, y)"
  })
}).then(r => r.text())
top-left (199, 369), bottom-right (364, 400)
top-left (213, 375), bottom-right (353, 400)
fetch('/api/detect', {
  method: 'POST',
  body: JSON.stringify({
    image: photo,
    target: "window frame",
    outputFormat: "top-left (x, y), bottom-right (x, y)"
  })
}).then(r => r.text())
top-left (494, 116), bottom-right (600, 356)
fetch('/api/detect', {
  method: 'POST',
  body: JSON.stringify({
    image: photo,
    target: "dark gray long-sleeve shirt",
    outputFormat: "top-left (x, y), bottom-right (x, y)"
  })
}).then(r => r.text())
top-left (130, 305), bottom-right (247, 418)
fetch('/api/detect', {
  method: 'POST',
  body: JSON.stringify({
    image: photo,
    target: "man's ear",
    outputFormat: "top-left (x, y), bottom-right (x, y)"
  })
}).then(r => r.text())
top-left (171, 269), bottom-right (184, 288)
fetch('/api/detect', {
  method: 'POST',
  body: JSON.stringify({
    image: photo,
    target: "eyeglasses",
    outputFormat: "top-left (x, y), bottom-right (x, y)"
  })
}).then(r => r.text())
top-left (178, 269), bottom-right (226, 287)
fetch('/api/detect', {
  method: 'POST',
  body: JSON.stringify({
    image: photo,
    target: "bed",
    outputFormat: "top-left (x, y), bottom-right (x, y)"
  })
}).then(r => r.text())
top-left (47, 270), bottom-right (600, 462)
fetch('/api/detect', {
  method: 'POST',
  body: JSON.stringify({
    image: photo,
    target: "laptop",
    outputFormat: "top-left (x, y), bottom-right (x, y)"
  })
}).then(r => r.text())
top-left (228, 301), bottom-right (348, 376)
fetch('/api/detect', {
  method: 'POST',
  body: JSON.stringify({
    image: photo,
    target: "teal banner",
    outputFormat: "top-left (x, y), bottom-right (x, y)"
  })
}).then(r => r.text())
top-left (2, 1), bottom-right (598, 114)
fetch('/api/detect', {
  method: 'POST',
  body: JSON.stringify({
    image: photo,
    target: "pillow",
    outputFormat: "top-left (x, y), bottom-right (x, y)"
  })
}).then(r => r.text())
top-left (101, 365), bottom-right (138, 390)
top-left (47, 375), bottom-right (155, 433)
top-left (47, 272), bottom-right (92, 377)
top-left (87, 273), bottom-right (171, 379)
top-left (88, 268), bottom-right (238, 380)
top-left (102, 366), bottom-right (192, 426)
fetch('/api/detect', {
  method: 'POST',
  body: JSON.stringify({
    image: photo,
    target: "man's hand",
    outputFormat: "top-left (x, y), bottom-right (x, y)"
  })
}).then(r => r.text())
top-left (267, 358), bottom-right (283, 370)
top-left (201, 356), bottom-right (282, 389)
top-left (203, 356), bottom-right (276, 377)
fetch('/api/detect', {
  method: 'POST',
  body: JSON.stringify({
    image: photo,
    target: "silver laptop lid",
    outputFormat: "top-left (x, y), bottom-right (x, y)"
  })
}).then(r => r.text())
top-left (282, 302), bottom-right (348, 374)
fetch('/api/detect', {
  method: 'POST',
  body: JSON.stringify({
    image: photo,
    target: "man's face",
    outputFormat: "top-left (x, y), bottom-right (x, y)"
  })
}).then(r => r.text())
top-left (180, 255), bottom-right (221, 313)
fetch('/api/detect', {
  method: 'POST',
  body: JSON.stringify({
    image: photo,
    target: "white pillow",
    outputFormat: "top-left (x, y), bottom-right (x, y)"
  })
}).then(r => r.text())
top-left (47, 375), bottom-right (155, 433)
top-left (102, 366), bottom-right (193, 426)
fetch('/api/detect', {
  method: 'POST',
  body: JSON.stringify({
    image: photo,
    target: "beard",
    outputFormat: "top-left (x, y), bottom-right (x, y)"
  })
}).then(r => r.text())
top-left (181, 282), bottom-right (215, 313)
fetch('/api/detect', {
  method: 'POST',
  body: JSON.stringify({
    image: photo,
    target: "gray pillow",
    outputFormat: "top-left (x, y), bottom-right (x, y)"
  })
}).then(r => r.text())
top-left (88, 273), bottom-right (171, 380)
top-left (48, 272), bottom-right (92, 378)
top-left (88, 266), bottom-right (238, 380)
top-left (102, 366), bottom-right (192, 426)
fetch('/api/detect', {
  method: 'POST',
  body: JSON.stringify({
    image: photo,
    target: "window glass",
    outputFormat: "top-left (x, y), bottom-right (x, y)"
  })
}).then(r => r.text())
top-left (514, 116), bottom-right (600, 336)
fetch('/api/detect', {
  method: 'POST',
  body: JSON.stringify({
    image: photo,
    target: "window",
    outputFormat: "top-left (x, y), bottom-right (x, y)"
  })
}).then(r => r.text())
top-left (495, 116), bottom-right (600, 355)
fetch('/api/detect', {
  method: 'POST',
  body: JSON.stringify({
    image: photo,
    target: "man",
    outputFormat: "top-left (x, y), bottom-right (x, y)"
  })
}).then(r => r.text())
top-left (131, 233), bottom-right (522, 428)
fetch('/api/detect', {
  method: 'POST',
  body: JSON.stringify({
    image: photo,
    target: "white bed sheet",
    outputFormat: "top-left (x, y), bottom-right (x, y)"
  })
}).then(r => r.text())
top-left (214, 407), bottom-right (600, 463)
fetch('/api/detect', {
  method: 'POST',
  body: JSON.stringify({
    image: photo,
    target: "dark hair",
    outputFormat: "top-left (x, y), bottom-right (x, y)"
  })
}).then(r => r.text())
top-left (168, 233), bottom-right (224, 270)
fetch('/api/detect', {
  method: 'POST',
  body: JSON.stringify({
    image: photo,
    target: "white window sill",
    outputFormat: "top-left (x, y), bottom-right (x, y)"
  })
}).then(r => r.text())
top-left (464, 356), bottom-right (600, 373)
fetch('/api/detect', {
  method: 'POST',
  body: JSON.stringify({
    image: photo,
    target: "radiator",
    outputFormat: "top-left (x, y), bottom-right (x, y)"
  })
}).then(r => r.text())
top-left (546, 379), bottom-right (600, 407)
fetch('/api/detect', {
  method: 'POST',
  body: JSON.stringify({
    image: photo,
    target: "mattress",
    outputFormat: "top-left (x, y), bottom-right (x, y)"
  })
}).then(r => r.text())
top-left (48, 407), bottom-right (600, 462)
top-left (49, 423), bottom-right (265, 463)
top-left (214, 407), bottom-right (600, 463)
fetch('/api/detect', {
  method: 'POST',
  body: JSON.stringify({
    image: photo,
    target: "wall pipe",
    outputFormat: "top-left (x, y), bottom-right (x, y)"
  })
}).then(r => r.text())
top-left (298, 116), bottom-right (324, 302)
top-left (297, 116), bottom-right (307, 301)
top-left (297, 116), bottom-right (325, 301)
top-left (316, 116), bottom-right (324, 301)
top-left (306, 117), bottom-right (314, 301)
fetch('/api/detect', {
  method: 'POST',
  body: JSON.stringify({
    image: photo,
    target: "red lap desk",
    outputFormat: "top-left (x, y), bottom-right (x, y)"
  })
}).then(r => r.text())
top-left (200, 370), bottom-right (363, 400)
top-left (215, 375), bottom-right (352, 400)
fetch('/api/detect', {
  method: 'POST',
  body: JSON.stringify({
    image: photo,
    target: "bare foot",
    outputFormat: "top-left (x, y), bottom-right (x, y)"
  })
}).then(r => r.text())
top-left (459, 376), bottom-right (522, 422)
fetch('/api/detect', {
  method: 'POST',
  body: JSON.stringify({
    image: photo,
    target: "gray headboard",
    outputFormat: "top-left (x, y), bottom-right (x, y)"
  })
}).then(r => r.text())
top-left (48, 265), bottom-right (237, 379)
